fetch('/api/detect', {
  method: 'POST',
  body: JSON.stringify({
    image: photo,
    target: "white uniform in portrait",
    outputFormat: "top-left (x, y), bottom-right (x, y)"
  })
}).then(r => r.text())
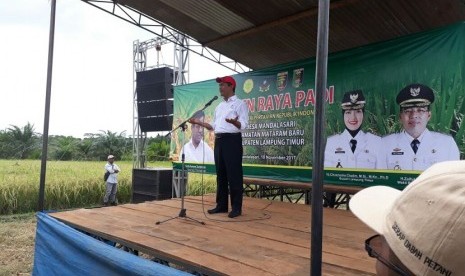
top-left (380, 129), bottom-right (459, 171)
top-left (181, 139), bottom-right (214, 163)
top-left (324, 129), bottom-right (382, 169)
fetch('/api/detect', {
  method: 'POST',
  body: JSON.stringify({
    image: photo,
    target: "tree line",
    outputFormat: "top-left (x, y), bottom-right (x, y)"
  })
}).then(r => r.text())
top-left (0, 123), bottom-right (170, 161)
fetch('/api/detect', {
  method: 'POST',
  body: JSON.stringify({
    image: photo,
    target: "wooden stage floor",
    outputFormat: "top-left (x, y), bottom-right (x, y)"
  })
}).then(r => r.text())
top-left (50, 195), bottom-right (376, 275)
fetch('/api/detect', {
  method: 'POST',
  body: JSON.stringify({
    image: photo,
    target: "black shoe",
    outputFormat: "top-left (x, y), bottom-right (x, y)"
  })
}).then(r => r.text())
top-left (207, 207), bottom-right (228, 214)
top-left (111, 202), bottom-right (118, 206)
top-left (103, 202), bottom-right (109, 207)
top-left (228, 210), bottom-right (241, 218)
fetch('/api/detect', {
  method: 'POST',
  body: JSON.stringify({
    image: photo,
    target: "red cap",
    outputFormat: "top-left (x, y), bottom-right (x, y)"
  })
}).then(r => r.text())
top-left (216, 76), bottom-right (236, 89)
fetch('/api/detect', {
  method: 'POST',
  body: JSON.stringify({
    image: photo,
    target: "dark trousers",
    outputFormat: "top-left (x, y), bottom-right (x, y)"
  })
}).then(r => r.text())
top-left (214, 133), bottom-right (243, 212)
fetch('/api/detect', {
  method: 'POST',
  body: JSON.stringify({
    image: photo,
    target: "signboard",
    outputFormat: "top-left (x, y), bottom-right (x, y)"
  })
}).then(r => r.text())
top-left (171, 22), bottom-right (465, 190)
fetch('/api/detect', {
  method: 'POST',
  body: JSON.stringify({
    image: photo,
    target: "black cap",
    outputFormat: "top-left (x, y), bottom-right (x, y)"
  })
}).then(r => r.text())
top-left (396, 83), bottom-right (435, 108)
top-left (341, 90), bottom-right (365, 110)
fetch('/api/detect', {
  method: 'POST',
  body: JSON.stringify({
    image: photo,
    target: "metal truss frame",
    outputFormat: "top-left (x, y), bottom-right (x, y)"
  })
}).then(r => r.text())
top-left (133, 36), bottom-right (186, 168)
top-left (81, 0), bottom-right (250, 73)
top-left (132, 40), bottom-right (146, 168)
top-left (80, 0), bottom-right (250, 168)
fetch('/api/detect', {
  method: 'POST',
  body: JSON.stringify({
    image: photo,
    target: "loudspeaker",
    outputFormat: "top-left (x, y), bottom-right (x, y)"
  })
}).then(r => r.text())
top-left (136, 67), bottom-right (173, 101)
top-left (137, 100), bottom-right (173, 117)
top-left (136, 67), bottom-right (174, 132)
top-left (132, 168), bottom-right (173, 203)
top-left (136, 83), bottom-right (173, 101)
top-left (137, 67), bottom-right (172, 85)
top-left (138, 116), bottom-right (172, 132)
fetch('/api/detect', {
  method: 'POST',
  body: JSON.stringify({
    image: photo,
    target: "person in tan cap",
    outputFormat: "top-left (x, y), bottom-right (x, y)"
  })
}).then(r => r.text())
top-left (103, 154), bottom-right (120, 206)
top-left (189, 76), bottom-right (249, 218)
top-left (350, 160), bottom-right (465, 275)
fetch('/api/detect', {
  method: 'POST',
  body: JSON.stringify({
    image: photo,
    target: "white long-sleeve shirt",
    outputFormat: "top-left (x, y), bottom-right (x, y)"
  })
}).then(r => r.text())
top-left (211, 95), bottom-right (249, 133)
top-left (104, 162), bottom-right (120, 183)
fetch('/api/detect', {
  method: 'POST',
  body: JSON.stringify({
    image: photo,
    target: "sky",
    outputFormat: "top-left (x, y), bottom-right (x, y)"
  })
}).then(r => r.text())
top-left (0, 0), bottom-right (237, 138)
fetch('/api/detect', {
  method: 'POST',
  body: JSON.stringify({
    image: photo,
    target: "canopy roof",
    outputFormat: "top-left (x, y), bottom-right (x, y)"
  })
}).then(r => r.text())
top-left (117, 0), bottom-right (465, 70)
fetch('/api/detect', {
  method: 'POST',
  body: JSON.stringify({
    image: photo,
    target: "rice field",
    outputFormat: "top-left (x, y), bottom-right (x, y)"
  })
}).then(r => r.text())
top-left (0, 160), bottom-right (216, 215)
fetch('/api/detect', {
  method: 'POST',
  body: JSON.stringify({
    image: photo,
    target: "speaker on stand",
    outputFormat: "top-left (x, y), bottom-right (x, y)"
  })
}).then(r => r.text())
top-left (135, 67), bottom-right (174, 132)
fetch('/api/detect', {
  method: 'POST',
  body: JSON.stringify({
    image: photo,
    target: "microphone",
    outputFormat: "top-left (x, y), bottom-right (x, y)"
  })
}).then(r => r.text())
top-left (204, 95), bottom-right (218, 107)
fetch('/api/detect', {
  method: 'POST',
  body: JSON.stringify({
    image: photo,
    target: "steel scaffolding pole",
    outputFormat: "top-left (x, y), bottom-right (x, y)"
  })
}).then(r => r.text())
top-left (82, 0), bottom-right (249, 73)
top-left (132, 35), bottom-right (188, 168)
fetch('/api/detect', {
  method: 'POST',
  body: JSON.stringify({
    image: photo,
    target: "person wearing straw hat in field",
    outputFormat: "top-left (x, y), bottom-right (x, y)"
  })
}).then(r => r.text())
top-left (350, 160), bottom-right (465, 275)
top-left (103, 154), bottom-right (120, 206)
top-left (380, 83), bottom-right (459, 171)
top-left (324, 89), bottom-right (382, 169)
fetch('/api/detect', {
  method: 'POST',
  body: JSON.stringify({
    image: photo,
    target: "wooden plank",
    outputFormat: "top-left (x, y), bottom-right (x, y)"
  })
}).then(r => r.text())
top-left (162, 196), bottom-right (373, 240)
top-left (52, 209), bottom-right (276, 276)
top-left (50, 196), bottom-right (375, 275)
top-left (163, 197), bottom-right (375, 272)
top-left (106, 207), bottom-right (311, 275)
top-left (176, 200), bottom-right (373, 269)
top-left (156, 199), bottom-right (374, 274)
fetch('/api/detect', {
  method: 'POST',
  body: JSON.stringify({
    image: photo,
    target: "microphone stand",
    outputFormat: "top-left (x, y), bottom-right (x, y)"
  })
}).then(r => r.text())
top-left (156, 101), bottom-right (215, 225)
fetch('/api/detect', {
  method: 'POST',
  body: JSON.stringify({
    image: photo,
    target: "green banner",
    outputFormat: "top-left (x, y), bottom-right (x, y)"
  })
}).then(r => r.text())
top-left (171, 22), bottom-right (465, 190)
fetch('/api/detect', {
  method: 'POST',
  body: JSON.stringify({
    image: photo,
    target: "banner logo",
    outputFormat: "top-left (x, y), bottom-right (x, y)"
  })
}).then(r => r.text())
top-left (243, 79), bottom-right (254, 94)
top-left (276, 71), bottom-right (288, 91)
top-left (259, 79), bottom-right (271, 92)
top-left (292, 68), bottom-right (304, 88)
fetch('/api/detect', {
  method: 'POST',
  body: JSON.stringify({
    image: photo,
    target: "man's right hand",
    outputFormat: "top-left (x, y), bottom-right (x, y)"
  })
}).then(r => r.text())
top-left (189, 118), bottom-right (213, 130)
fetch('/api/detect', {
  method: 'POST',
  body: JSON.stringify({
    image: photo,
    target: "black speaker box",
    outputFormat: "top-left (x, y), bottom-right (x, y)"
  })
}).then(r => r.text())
top-left (132, 168), bottom-right (173, 203)
top-left (136, 67), bottom-right (173, 101)
top-left (136, 67), bottom-right (174, 132)
top-left (136, 67), bottom-right (173, 85)
top-left (136, 83), bottom-right (173, 101)
top-left (138, 116), bottom-right (173, 132)
top-left (137, 99), bottom-right (173, 117)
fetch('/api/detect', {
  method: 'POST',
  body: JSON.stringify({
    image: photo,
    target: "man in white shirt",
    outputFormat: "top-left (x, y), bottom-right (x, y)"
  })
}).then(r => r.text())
top-left (189, 76), bottom-right (249, 218)
top-left (180, 110), bottom-right (214, 163)
top-left (103, 154), bottom-right (121, 206)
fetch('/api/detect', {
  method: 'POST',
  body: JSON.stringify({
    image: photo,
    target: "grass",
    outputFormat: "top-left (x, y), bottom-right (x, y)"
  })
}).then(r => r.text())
top-left (0, 159), bottom-right (217, 275)
top-left (0, 160), bottom-right (216, 215)
top-left (0, 213), bottom-right (36, 276)
top-left (0, 160), bottom-right (133, 214)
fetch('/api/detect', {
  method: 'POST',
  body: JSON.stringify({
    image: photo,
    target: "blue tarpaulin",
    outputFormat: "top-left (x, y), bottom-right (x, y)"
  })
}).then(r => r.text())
top-left (32, 212), bottom-right (190, 276)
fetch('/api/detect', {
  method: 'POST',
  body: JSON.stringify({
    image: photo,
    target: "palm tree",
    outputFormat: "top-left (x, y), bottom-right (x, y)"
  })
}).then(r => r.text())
top-left (0, 129), bottom-right (12, 158)
top-left (90, 130), bottom-right (131, 160)
top-left (147, 136), bottom-right (170, 161)
top-left (51, 136), bottom-right (79, 160)
top-left (75, 137), bottom-right (94, 160)
top-left (6, 123), bottom-right (40, 159)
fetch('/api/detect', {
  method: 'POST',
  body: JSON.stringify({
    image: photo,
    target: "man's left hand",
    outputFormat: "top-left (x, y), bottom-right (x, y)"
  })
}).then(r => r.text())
top-left (226, 116), bottom-right (240, 129)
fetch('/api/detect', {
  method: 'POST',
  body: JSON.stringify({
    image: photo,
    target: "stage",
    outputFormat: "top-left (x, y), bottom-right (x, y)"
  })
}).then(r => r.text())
top-left (49, 196), bottom-right (376, 275)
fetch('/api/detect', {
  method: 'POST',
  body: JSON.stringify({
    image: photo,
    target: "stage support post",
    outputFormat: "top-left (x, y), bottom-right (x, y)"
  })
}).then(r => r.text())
top-left (38, 0), bottom-right (57, 212)
top-left (311, 0), bottom-right (330, 275)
